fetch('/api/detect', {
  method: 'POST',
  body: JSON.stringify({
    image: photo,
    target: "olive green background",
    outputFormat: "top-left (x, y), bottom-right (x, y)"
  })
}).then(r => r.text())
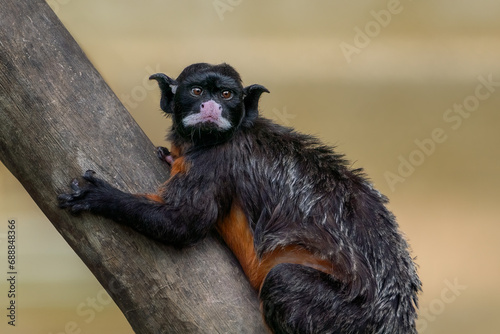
top-left (1, 1), bottom-right (499, 333)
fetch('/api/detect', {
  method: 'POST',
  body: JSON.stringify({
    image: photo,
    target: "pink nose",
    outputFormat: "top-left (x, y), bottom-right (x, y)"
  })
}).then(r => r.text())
top-left (200, 100), bottom-right (222, 113)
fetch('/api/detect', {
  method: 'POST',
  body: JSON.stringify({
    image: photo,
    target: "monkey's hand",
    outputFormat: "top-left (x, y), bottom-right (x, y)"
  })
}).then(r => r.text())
top-left (157, 146), bottom-right (174, 166)
top-left (58, 170), bottom-right (127, 215)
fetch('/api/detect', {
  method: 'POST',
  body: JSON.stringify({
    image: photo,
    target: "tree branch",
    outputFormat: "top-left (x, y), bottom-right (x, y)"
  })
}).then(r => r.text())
top-left (0, 0), bottom-right (266, 332)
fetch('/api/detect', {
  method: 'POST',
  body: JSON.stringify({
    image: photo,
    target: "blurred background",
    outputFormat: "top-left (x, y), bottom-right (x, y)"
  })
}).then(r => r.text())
top-left (1, 0), bottom-right (500, 333)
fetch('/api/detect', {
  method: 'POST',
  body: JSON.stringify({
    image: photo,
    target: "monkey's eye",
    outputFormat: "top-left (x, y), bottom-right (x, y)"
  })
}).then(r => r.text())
top-left (221, 90), bottom-right (232, 100)
top-left (191, 87), bottom-right (203, 96)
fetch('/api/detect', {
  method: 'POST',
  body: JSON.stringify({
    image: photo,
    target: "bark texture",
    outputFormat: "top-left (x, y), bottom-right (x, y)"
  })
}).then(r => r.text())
top-left (0, 1), bottom-right (265, 332)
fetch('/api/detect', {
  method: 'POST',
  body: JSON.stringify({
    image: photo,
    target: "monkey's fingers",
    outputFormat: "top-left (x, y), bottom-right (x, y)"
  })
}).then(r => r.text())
top-left (58, 178), bottom-right (83, 200)
top-left (157, 146), bottom-right (174, 165)
top-left (58, 192), bottom-right (88, 213)
top-left (69, 178), bottom-right (83, 192)
top-left (82, 170), bottom-right (97, 182)
top-left (58, 174), bottom-right (98, 212)
top-left (57, 193), bottom-right (74, 207)
top-left (58, 179), bottom-right (86, 211)
top-left (81, 170), bottom-right (115, 188)
top-left (58, 196), bottom-right (91, 214)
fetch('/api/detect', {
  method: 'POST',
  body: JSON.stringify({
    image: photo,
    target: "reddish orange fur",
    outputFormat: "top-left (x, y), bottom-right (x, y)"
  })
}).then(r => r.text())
top-left (141, 193), bottom-right (165, 203)
top-left (169, 144), bottom-right (183, 160)
top-left (170, 157), bottom-right (190, 176)
top-left (168, 144), bottom-right (190, 177)
top-left (166, 144), bottom-right (334, 290)
top-left (217, 202), bottom-right (334, 291)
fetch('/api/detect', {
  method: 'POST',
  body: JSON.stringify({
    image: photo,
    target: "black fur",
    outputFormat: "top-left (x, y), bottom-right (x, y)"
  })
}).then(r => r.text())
top-left (59, 63), bottom-right (421, 333)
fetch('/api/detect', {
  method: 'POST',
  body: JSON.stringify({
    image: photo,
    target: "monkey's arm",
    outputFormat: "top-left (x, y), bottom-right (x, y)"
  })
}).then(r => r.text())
top-left (58, 170), bottom-right (219, 247)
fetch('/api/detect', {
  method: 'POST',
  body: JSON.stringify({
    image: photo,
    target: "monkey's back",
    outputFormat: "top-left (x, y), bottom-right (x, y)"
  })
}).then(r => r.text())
top-left (226, 117), bottom-right (420, 310)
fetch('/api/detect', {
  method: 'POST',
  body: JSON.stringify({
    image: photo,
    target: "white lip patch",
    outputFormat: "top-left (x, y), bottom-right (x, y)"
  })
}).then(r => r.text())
top-left (183, 100), bottom-right (232, 130)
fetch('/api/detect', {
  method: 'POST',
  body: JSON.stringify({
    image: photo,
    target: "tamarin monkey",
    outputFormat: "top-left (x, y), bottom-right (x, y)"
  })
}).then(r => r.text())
top-left (59, 63), bottom-right (421, 333)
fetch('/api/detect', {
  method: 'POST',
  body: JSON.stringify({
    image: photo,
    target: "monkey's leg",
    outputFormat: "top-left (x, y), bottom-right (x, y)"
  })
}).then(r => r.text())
top-left (260, 263), bottom-right (372, 334)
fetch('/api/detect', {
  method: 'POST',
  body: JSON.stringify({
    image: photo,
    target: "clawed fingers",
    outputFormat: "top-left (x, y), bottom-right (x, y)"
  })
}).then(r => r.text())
top-left (70, 178), bottom-right (80, 191)
top-left (58, 171), bottom-right (115, 215)
top-left (58, 171), bottom-right (98, 212)
top-left (82, 169), bottom-right (97, 182)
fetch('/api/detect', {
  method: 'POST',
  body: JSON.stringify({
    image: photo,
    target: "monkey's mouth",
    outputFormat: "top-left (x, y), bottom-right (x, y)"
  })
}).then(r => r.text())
top-left (183, 113), bottom-right (232, 130)
top-left (183, 103), bottom-right (232, 130)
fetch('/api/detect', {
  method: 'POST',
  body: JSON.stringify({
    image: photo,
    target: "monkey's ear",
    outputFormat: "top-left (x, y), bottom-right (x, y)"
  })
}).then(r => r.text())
top-left (243, 84), bottom-right (269, 122)
top-left (149, 73), bottom-right (178, 114)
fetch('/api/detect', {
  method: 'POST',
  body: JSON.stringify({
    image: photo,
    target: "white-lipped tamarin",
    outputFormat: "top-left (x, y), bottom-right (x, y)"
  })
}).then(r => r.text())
top-left (59, 63), bottom-right (421, 333)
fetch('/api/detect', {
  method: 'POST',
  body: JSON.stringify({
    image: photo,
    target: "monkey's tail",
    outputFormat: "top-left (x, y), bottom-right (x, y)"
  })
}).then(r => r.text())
top-left (260, 263), bottom-right (417, 334)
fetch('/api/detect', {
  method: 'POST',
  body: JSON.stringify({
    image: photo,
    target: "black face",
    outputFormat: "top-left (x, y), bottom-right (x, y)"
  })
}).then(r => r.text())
top-left (174, 65), bottom-right (244, 140)
top-left (150, 63), bottom-right (269, 145)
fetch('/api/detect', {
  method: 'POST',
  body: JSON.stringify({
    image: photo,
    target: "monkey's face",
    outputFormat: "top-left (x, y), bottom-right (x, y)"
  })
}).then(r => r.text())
top-left (173, 70), bottom-right (244, 140)
top-left (150, 63), bottom-right (269, 145)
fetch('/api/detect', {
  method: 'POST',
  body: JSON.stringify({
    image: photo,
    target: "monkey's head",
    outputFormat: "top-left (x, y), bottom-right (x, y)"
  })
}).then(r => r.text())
top-left (150, 63), bottom-right (269, 144)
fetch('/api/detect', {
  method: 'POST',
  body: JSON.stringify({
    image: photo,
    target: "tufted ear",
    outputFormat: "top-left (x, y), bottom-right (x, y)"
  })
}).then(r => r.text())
top-left (243, 84), bottom-right (269, 122)
top-left (149, 73), bottom-right (178, 114)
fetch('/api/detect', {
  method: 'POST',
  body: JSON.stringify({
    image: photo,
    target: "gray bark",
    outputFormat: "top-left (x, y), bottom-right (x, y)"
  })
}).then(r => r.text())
top-left (0, 0), bottom-right (266, 332)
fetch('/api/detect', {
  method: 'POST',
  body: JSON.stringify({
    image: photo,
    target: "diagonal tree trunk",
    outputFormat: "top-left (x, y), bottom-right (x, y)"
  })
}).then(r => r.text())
top-left (0, 0), bottom-right (266, 332)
